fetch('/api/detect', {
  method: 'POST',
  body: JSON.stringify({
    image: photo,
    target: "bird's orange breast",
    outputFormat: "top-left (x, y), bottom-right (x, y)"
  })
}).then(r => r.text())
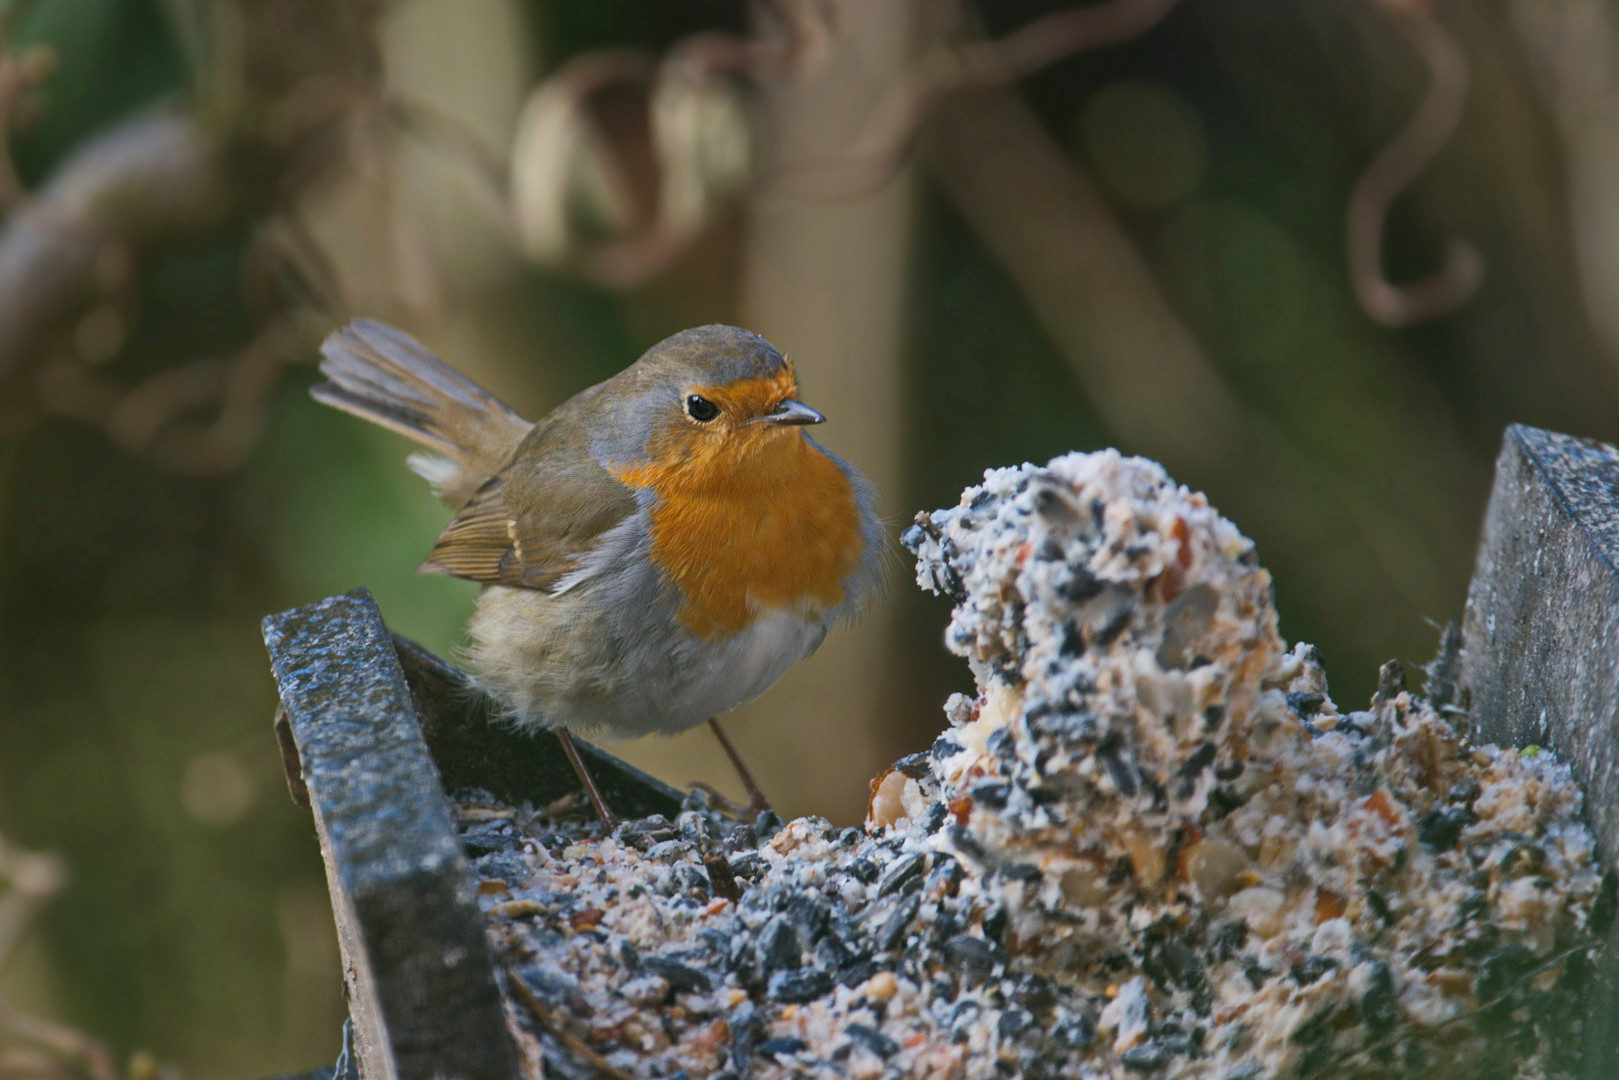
top-left (613, 430), bottom-right (863, 639)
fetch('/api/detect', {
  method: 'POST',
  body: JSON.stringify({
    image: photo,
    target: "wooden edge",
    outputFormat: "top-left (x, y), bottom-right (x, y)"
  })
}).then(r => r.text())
top-left (1461, 424), bottom-right (1619, 1078)
top-left (262, 588), bottom-right (520, 1080)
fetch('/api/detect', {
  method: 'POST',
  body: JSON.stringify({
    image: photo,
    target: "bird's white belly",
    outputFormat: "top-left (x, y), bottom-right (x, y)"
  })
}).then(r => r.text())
top-left (659, 607), bottom-right (828, 733)
top-left (465, 584), bottom-right (828, 739)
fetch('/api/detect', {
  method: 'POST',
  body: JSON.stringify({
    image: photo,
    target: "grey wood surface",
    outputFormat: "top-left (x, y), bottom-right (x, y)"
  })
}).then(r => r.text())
top-left (1462, 424), bottom-right (1619, 1076)
top-left (263, 589), bottom-right (520, 1080)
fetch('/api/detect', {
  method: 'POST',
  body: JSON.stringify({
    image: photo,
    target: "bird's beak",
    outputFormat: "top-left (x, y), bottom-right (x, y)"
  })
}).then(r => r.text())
top-left (756, 399), bottom-right (825, 426)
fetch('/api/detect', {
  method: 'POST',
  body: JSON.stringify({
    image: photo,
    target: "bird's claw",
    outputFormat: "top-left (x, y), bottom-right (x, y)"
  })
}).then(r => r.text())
top-left (686, 781), bottom-right (772, 823)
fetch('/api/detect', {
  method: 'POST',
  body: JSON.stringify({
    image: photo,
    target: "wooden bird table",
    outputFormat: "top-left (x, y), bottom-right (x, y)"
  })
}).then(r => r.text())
top-left (263, 423), bottom-right (1619, 1079)
top-left (262, 588), bottom-right (682, 1080)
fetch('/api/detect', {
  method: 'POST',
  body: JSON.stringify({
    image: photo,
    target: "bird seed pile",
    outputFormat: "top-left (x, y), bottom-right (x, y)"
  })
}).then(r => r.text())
top-left (466, 449), bottom-right (1612, 1080)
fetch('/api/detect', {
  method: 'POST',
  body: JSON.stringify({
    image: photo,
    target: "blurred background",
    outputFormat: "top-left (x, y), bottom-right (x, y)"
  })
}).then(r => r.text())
top-left (3, 0), bottom-right (1619, 1074)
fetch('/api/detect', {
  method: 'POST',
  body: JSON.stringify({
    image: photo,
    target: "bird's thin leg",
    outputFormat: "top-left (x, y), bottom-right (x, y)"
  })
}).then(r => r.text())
top-left (555, 728), bottom-right (618, 830)
top-left (706, 717), bottom-right (775, 818)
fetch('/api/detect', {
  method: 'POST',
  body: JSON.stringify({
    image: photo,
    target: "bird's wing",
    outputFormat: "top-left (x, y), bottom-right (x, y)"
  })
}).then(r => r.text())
top-left (421, 439), bottom-right (639, 592)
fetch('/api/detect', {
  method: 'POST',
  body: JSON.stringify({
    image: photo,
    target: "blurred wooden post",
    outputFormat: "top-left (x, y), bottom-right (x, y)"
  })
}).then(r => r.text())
top-left (733, 2), bottom-right (917, 821)
top-left (1461, 425), bottom-right (1619, 1077)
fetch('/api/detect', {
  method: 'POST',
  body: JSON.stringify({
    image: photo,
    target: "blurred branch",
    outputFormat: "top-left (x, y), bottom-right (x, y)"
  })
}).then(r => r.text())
top-left (1509, 0), bottom-right (1619, 358)
top-left (1348, 2), bottom-right (1483, 327)
top-left (922, 85), bottom-right (1465, 614)
top-left (0, 21), bottom-right (50, 213)
top-left (0, 833), bottom-right (125, 1080)
top-left (0, 0), bottom-right (382, 471)
top-left (770, 0), bottom-right (1183, 200)
top-left (0, 833), bottom-right (62, 970)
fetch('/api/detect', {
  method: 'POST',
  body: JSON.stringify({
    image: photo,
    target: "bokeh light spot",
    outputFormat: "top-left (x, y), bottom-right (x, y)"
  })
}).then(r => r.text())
top-left (181, 750), bottom-right (258, 827)
top-left (1079, 81), bottom-right (1208, 209)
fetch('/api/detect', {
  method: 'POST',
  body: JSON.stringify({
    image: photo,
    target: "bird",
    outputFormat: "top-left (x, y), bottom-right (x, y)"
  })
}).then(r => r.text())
top-left (311, 319), bottom-right (885, 827)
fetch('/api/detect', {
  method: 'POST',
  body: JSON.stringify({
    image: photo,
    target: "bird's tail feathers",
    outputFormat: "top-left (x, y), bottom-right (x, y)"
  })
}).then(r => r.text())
top-left (312, 320), bottom-right (530, 503)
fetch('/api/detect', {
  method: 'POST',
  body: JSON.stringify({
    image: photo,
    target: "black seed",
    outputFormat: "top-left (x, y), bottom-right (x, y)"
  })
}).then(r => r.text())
top-left (759, 916), bottom-right (802, 976)
top-left (893, 752), bottom-right (931, 779)
top-left (1030, 708), bottom-right (1100, 744)
top-left (1002, 863), bottom-right (1043, 883)
top-left (1097, 743), bottom-right (1139, 798)
top-left (1289, 955), bottom-right (1338, 986)
top-left (472, 852), bottom-right (526, 881)
top-left (1209, 786), bottom-right (1241, 819)
top-left (758, 1036), bottom-right (807, 1059)
top-left (997, 1008), bottom-right (1035, 1042)
top-left (838, 956), bottom-right (876, 988)
top-left (872, 895), bottom-right (921, 952)
top-left (1360, 960), bottom-right (1400, 1033)
top-left (933, 737), bottom-right (964, 760)
top-left (948, 825), bottom-right (988, 863)
top-left (982, 905), bottom-right (1009, 947)
top-left (1417, 806), bottom-right (1471, 852)
top-left (1059, 569), bottom-right (1104, 604)
top-left (519, 963), bottom-right (587, 1013)
top-left (728, 852), bottom-right (766, 881)
top-left (1052, 1013), bottom-right (1094, 1050)
top-left (814, 935), bottom-right (851, 972)
top-left (971, 783), bottom-right (1011, 810)
top-left (1179, 742), bottom-right (1217, 777)
top-left (459, 820), bottom-right (517, 857)
top-left (642, 956), bottom-right (712, 994)
top-left (877, 852), bottom-right (928, 898)
top-left (943, 934), bottom-right (1000, 980)
top-left (900, 524), bottom-right (927, 552)
top-left (919, 801), bottom-right (949, 833)
top-left (769, 967), bottom-right (834, 1003)
top-left (1209, 921), bottom-right (1247, 961)
top-left (1148, 938), bottom-right (1202, 989)
top-left (785, 893), bottom-right (832, 940)
top-left (1120, 1042), bottom-right (1168, 1071)
top-left (1204, 704), bottom-right (1226, 729)
top-left (1364, 886), bottom-right (1396, 925)
top-left (671, 863), bottom-right (708, 894)
top-left (646, 839), bottom-right (694, 861)
top-left (1010, 973), bottom-right (1056, 1012)
top-left (848, 857), bottom-right (880, 885)
top-left (1286, 692), bottom-right (1326, 717)
top-left (1095, 608), bottom-right (1131, 646)
top-left (986, 726), bottom-right (1016, 760)
top-left (846, 1023), bottom-right (898, 1058)
top-left (926, 855), bottom-right (965, 896)
top-left (1374, 660), bottom-right (1406, 703)
top-left (1213, 759), bottom-right (1243, 781)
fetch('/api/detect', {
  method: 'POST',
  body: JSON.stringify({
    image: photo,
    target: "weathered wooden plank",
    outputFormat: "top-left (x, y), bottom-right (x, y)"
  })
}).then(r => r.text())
top-left (1462, 424), bottom-right (1619, 1076)
top-left (263, 589), bottom-right (518, 1080)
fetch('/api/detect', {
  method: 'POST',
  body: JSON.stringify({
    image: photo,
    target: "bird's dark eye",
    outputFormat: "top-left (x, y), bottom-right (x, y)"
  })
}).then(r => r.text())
top-left (685, 394), bottom-right (719, 422)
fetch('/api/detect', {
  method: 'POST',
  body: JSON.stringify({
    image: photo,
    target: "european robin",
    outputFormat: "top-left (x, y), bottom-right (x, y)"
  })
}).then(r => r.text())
top-left (312, 320), bottom-right (884, 825)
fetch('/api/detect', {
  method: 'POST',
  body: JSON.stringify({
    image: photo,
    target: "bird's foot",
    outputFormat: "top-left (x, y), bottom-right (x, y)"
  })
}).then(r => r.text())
top-left (686, 781), bottom-right (773, 823)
